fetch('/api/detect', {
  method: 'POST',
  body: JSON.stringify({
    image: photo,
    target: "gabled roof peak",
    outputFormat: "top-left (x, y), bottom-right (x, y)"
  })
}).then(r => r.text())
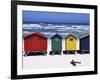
top-left (65, 33), bottom-right (77, 39)
top-left (51, 34), bottom-right (62, 39)
top-left (24, 32), bottom-right (47, 39)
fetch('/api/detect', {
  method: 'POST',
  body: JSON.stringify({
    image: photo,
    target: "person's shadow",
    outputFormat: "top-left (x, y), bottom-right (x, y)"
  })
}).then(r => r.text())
top-left (70, 60), bottom-right (81, 66)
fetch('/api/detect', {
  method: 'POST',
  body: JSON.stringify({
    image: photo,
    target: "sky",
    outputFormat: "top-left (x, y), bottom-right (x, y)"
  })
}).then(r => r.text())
top-left (22, 11), bottom-right (89, 25)
top-left (22, 11), bottom-right (89, 38)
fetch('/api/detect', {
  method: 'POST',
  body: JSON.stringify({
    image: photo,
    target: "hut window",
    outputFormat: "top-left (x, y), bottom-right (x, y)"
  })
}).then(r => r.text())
top-left (28, 38), bottom-right (33, 42)
top-left (55, 38), bottom-right (59, 41)
top-left (70, 38), bottom-right (73, 41)
top-left (38, 37), bottom-right (42, 40)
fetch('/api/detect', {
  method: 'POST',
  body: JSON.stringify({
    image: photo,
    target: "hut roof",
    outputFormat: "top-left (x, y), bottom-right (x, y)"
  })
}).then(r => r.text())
top-left (80, 34), bottom-right (89, 39)
top-left (24, 33), bottom-right (47, 39)
top-left (51, 34), bottom-right (62, 39)
top-left (65, 33), bottom-right (77, 39)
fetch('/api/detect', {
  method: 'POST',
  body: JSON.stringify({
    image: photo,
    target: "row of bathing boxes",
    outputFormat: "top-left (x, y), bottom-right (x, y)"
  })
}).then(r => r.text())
top-left (24, 33), bottom-right (89, 56)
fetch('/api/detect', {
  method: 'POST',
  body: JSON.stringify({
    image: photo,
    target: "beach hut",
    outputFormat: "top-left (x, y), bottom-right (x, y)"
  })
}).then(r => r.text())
top-left (64, 34), bottom-right (77, 54)
top-left (80, 34), bottom-right (90, 54)
top-left (24, 33), bottom-right (47, 56)
top-left (50, 34), bottom-right (62, 55)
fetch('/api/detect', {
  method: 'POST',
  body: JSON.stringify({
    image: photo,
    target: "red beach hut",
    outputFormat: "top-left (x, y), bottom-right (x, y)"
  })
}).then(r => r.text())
top-left (24, 33), bottom-right (47, 55)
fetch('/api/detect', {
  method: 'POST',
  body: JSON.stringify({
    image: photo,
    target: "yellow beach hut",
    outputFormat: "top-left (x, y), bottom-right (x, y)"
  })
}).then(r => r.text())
top-left (65, 34), bottom-right (77, 51)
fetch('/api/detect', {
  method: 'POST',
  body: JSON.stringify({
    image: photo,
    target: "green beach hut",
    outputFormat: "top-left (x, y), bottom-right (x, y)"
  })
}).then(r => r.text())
top-left (50, 34), bottom-right (62, 55)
